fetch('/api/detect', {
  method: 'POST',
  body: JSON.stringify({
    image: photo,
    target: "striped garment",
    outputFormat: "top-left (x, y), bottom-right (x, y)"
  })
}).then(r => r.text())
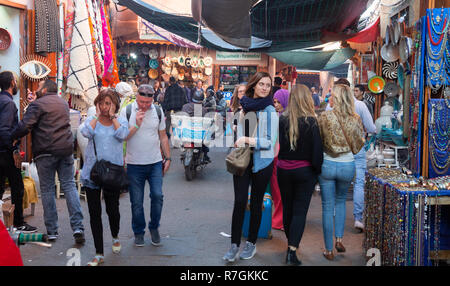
top-left (35, 0), bottom-right (60, 53)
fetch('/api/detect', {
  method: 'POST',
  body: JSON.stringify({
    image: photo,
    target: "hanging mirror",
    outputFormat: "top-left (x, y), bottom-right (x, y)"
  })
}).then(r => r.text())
top-left (20, 55), bottom-right (52, 81)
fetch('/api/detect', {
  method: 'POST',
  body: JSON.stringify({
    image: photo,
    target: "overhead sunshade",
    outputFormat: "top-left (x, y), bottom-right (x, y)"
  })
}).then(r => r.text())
top-left (117, 0), bottom-right (370, 52)
top-left (268, 47), bottom-right (356, 71)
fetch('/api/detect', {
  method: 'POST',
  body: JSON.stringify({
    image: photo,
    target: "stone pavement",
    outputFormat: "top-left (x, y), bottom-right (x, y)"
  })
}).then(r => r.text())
top-left (18, 147), bottom-right (366, 266)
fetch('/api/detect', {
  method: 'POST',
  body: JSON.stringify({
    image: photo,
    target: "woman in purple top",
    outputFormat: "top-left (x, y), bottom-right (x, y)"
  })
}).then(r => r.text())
top-left (270, 89), bottom-right (290, 230)
top-left (277, 84), bottom-right (324, 265)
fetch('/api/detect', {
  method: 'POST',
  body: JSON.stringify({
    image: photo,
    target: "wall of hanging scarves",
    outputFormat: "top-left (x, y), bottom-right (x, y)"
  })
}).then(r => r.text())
top-left (364, 168), bottom-right (450, 266)
top-left (62, 0), bottom-right (120, 114)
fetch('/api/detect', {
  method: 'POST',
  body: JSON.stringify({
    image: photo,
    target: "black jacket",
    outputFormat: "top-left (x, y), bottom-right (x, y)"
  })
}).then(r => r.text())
top-left (278, 115), bottom-right (324, 175)
top-left (12, 93), bottom-right (73, 158)
top-left (0, 91), bottom-right (21, 153)
top-left (162, 84), bottom-right (186, 111)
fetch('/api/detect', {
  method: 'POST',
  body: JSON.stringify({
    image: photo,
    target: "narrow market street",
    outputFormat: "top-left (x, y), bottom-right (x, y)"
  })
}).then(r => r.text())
top-left (19, 146), bottom-right (366, 266)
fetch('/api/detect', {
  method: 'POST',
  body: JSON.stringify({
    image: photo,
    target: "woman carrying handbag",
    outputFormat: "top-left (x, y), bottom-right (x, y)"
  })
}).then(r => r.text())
top-left (317, 84), bottom-right (364, 261)
top-left (80, 88), bottom-right (129, 266)
top-left (223, 72), bottom-right (278, 262)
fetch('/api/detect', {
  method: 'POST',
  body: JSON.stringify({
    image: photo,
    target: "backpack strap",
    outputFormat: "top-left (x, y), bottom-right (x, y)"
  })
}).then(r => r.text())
top-left (126, 104), bottom-right (132, 122)
top-left (127, 102), bottom-right (162, 124)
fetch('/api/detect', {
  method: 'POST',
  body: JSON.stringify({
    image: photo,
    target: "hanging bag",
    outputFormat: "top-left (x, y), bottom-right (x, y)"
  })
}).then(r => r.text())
top-left (90, 138), bottom-right (129, 190)
top-left (226, 118), bottom-right (258, 176)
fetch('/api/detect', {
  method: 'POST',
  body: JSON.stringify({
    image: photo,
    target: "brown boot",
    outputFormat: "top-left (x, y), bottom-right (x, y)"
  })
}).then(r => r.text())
top-left (323, 250), bottom-right (334, 261)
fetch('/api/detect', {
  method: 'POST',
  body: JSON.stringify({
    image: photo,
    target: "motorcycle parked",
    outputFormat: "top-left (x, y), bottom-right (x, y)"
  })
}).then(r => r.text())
top-left (180, 142), bottom-right (209, 181)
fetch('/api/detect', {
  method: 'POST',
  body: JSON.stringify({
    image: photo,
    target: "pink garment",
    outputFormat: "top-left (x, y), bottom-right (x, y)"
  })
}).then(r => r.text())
top-left (100, 1), bottom-right (113, 80)
top-left (270, 156), bottom-right (284, 230)
top-left (277, 159), bottom-right (312, 170)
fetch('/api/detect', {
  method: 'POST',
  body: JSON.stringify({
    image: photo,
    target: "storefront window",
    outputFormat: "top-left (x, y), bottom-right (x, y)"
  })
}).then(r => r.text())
top-left (220, 65), bottom-right (257, 90)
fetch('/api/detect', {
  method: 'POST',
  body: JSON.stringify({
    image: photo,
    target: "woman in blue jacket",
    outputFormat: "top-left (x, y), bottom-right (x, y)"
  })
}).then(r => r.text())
top-left (223, 72), bottom-right (278, 262)
top-left (80, 88), bottom-right (129, 266)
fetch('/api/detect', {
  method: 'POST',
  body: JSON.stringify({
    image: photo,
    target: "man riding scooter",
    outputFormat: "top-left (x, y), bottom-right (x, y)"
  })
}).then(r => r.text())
top-left (181, 89), bottom-right (211, 163)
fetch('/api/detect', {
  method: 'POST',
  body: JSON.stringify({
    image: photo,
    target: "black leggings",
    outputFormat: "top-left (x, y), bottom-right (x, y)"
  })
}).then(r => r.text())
top-left (277, 166), bottom-right (317, 248)
top-left (231, 161), bottom-right (273, 246)
top-left (86, 187), bottom-right (120, 255)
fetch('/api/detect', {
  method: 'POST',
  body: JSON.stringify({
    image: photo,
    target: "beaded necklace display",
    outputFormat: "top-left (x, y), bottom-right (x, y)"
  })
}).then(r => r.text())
top-left (426, 9), bottom-right (450, 90)
top-left (428, 99), bottom-right (450, 175)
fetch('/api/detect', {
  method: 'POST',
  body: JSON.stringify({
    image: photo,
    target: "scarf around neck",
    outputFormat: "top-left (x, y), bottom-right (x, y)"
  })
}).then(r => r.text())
top-left (240, 95), bottom-right (274, 113)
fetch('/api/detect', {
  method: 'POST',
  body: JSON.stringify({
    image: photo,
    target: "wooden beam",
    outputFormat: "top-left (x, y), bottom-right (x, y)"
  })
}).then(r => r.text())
top-left (0, 0), bottom-right (26, 10)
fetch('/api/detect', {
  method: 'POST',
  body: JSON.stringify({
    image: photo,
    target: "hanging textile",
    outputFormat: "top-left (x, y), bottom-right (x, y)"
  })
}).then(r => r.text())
top-left (63, 0), bottom-right (75, 78)
top-left (100, 0), bottom-right (119, 86)
top-left (57, 3), bottom-right (64, 97)
top-left (347, 17), bottom-right (380, 43)
top-left (92, 0), bottom-right (105, 62)
top-left (86, 0), bottom-right (104, 78)
top-left (34, 0), bottom-right (60, 53)
top-left (66, 0), bottom-right (99, 112)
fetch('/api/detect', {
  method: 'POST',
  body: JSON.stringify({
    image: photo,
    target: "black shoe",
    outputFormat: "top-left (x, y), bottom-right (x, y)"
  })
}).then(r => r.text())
top-left (47, 232), bottom-right (59, 242)
top-left (204, 155), bottom-right (211, 163)
top-left (150, 228), bottom-right (161, 246)
top-left (73, 230), bottom-right (85, 244)
top-left (286, 248), bottom-right (302, 266)
top-left (15, 223), bottom-right (37, 233)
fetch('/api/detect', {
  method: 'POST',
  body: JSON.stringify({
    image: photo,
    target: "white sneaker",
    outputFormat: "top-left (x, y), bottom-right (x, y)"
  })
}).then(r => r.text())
top-left (354, 220), bottom-right (364, 232)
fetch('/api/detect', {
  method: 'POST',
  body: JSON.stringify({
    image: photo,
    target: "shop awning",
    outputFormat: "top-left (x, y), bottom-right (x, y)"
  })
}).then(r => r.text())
top-left (117, 0), bottom-right (370, 52)
top-left (125, 39), bottom-right (175, 46)
top-left (268, 47), bottom-right (356, 71)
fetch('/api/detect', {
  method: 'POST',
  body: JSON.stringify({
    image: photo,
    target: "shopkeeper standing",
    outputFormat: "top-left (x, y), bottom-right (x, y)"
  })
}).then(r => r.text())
top-left (0, 71), bottom-right (37, 233)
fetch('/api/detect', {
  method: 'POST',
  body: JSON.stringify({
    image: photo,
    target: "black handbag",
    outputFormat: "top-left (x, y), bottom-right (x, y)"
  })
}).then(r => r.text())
top-left (90, 138), bottom-right (129, 190)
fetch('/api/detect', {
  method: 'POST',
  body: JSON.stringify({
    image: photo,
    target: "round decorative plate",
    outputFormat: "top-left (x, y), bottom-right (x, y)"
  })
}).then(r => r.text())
top-left (203, 56), bottom-right (213, 67)
top-left (126, 67), bottom-right (136, 76)
top-left (382, 61), bottom-right (399, 80)
top-left (141, 46), bottom-right (149, 55)
top-left (149, 48), bottom-right (159, 59)
top-left (368, 76), bottom-right (385, 94)
top-left (185, 57), bottom-right (192, 68)
top-left (149, 59), bottom-right (159, 69)
top-left (384, 82), bottom-right (399, 97)
top-left (178, 56), bottom-right (185, 66)
top-left (204, 67), bottom-right (212, 76)
top-left (148, 69), bottom-right (158, 79)
top-left (138, 68), bottom-right (147, 78)
top-left (163, 56), bottom-right (171, 66)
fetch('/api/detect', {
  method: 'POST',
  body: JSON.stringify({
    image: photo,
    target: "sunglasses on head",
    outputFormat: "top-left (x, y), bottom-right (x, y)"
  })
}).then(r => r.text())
top-left (139, 92), bottom-right (154, 97)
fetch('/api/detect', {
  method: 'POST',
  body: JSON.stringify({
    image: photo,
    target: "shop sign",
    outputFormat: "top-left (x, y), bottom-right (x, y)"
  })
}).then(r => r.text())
top-left (216, 52), bottom-right (261, 61)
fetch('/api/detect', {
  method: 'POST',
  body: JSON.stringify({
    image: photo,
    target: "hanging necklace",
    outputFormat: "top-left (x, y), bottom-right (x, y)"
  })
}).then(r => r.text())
top-left (426, 33), bottom-right (447, 60)
top-left (427, 15), bottom-right (447, 45)
top-left (430, 8), bottom-right (448, 35)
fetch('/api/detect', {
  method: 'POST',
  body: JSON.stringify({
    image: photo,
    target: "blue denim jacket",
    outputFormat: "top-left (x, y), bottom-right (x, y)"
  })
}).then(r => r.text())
top-left (236, 105), bottom-right (278, 173)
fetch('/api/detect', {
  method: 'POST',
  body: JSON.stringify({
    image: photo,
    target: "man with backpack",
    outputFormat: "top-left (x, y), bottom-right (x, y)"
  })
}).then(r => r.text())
top-left (120, 84), bottom-right (171, 247)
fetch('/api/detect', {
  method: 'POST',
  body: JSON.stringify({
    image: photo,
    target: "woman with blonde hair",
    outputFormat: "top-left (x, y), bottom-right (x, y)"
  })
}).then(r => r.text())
top-left (318, 84), bottom-right (364, 261)
top-left (230, 83), bottom-right (246, 113)
top-left (277, 84), bottom-right (323, 265)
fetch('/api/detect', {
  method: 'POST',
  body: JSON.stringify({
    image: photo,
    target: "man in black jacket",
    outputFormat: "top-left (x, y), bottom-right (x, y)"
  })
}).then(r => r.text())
top-left (0, 71), bottom-right (37, 233)
top-left (162, 77), bottom-right (187, 139)
top-left (11, 79), bottom-right (85, 244)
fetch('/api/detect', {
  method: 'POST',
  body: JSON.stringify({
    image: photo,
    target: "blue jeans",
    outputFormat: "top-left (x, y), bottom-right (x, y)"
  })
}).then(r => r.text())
top-left (127, 162), bottom-right (164, 235)
top-left (35, 155), bottom-right (84, 234)
top-left (318, 159), bottom-right (355, 251)
top-left (353, 149), bottom-right (366, 222)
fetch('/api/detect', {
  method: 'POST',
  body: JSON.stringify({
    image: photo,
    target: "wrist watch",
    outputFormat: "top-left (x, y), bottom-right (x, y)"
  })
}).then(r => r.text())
top-left (165, 157), bottom-right (172, 161)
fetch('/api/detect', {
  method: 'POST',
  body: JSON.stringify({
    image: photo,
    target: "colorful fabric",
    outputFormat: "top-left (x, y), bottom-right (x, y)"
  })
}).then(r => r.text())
top-left (100, 1), bottom-right (119, 86)
top-left (0, 221), bottom-right (23, 266)
top-left (63, 0), bottom-right (75, 78)
top-left (66, 0), bottom-right (99, 112)
top-left (86, 0), bottom-right (103, 78)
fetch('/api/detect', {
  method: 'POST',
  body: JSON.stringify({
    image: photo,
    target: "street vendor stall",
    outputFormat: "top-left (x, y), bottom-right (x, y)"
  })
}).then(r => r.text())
top-left (364, 168), bottom-right (450, 265)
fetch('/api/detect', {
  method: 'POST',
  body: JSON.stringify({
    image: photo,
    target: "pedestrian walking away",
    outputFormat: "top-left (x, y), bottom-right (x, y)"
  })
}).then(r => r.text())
top-left (277, 84), bottom-right (324, 265)
top-left (11, 79), bottom-right (85, 244)
top-left (0, 71), bottom-right (37, 233)
top-left (80, 88), bottom-right (129, 266)
top-left (120, 84), bottom-right (171, 247)
top-left (223, 72), bottom-right (278, 262)
top-left (317, 84), bottom-right (365, 261)
top-left (161, 77), bottom-right (187, 139)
